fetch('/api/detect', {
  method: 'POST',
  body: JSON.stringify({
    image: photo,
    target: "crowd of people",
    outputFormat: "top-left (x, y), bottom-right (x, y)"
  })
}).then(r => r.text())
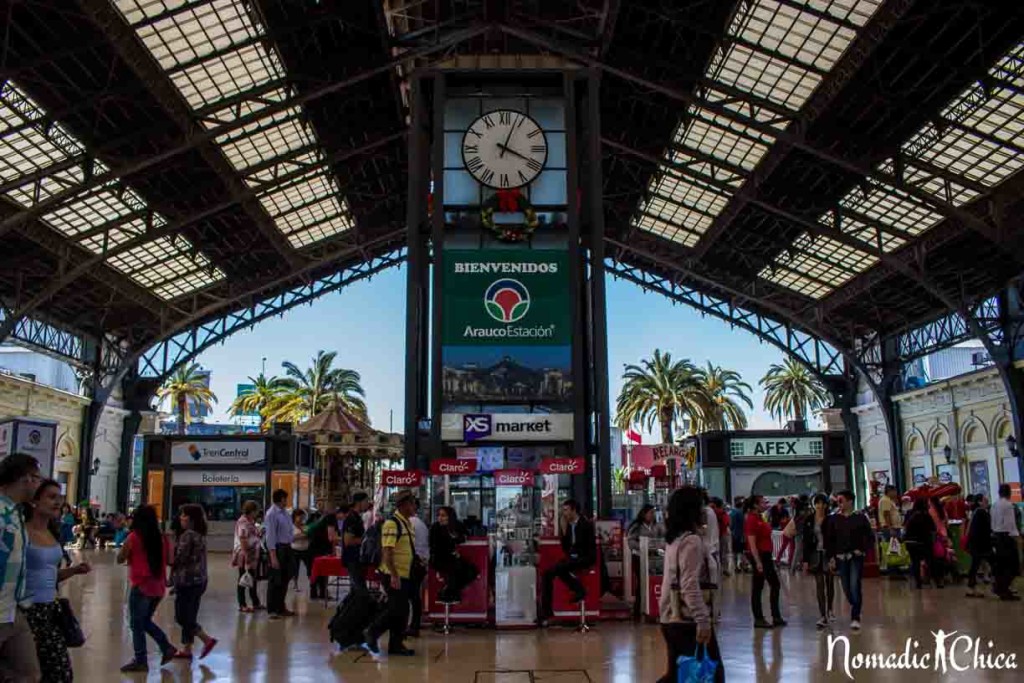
top-left (2, 447), bottom-right (1022, 681)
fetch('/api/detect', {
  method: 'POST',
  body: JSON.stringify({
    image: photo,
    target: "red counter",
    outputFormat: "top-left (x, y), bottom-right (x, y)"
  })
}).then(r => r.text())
top-left (538, 537), bottom-right (601, 621)
top-left (427, 538), bottom-right (490, 623)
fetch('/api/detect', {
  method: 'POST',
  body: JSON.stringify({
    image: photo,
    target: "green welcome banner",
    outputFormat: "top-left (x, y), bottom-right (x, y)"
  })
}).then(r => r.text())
top-left (442, 249), bottom-right (571, 346)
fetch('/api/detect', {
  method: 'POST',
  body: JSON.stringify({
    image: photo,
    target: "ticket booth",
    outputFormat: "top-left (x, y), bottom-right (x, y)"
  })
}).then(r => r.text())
top-left (494, 469), bottom-right (539, 627)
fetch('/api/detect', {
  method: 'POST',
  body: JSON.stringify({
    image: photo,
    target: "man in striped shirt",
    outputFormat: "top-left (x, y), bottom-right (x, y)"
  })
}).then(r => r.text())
top-left (0, 453), bottom-right (42, 682)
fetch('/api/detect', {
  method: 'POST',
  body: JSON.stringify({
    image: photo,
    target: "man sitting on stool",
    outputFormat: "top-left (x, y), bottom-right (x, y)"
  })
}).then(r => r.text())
top-left (540, 500), bottom-right (596, 626)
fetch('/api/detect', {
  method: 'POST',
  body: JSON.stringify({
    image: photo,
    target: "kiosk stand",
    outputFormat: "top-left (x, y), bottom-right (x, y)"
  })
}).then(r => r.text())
top-left (538, 538), bottom-right (601, 624)
top-left (494, 469), bottom-right (538, 627)
top-left (639, 535), bottom-right (665, 620)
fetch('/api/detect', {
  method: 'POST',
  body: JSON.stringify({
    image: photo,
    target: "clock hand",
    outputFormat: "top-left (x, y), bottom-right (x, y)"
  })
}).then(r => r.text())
top-left (498, 115), bottom-right (519, 157)
top-left (496, 142), bottom-right (531, 162)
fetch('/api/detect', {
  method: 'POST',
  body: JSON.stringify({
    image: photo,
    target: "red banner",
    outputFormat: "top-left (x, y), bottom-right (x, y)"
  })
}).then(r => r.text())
top-left (429, 458), bottom-right (478, 475)
top-left (650, 464), bottom-right (667, 478)
top-left (539, 457), bottom-right (585, 475)
top-left (382, 470), bottom-right (424, 487)
top-left (494, 469), bottom-right (535, 487)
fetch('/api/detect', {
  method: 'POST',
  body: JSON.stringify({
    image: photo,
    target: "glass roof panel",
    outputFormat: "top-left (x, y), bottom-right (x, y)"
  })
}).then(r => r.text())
top-left (0, 82), bottom-right (84, 197)
top-left (633, 0), bottom-right (883, 245)
top-left (115, 0), bottom-right (355, 249)
top-left (106, 235), bottom-right (225, 300)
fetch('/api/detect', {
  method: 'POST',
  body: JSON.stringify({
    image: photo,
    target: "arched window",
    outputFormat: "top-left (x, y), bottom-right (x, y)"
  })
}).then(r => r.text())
top-left (964, 424), bottom-right (984, 446)
top-left (907, 434), bottom-right (923, 454)
top-left (930, 429), bottom-right (948, 452)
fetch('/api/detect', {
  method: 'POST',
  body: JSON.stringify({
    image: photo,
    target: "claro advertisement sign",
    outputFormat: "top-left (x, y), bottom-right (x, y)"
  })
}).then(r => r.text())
top-left (170, 441), bottom-right (267, 466)
top-left (442, 250), bottom-right (571, 346)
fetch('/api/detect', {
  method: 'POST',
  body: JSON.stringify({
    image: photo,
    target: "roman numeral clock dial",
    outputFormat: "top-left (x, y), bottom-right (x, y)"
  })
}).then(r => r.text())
top-left (461, 110), bottom-right (548, 189)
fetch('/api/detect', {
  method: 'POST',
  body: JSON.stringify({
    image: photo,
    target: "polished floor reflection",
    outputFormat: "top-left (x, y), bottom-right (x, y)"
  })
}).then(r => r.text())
top-left (63, 551), bottom-right (1022, 682)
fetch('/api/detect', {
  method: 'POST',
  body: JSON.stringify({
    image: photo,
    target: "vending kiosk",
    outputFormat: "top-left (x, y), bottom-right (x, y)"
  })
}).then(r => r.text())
top-left (493, 469), bottom-right (539, 627)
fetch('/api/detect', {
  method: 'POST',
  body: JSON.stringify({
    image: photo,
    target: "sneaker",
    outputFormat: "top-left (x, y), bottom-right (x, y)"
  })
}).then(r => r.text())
top-left (828, 612), bottom-right (836, 622)
top-left (120, 661), bottom-right (149, 673)
top-left (387, 647), bottom-right (415, 656)
top-left (998, 594), bottom-right (1022, 602)
top-left (280, 609), bottom-right (297, 617)
top-left (772, 618), bottom-right (787, 628)
top-left (160, 649), bottom-right (176, 666)
top-left (851, 620), bottom-right (861, 631)
top-left (199, 638), bottom-right (218, 660)
top-left (966, 589), bottom-right (984, 598)
top-left (268, 613), bottom-right (281, 620)
top-left (362, 628), bottom-right (380, 655)
top-left (171, 650), bottom-right (193, 660)
top-left (239, 606), bottom-right (254, 613)
top-left (816, 617), bottom-right (828, 629)
top-left (753, 619), bottom-right (774, 629)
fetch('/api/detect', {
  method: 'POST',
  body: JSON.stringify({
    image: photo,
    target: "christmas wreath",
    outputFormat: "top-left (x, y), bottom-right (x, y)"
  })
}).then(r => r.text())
top-left (481, 189), bottom-right (540, 242)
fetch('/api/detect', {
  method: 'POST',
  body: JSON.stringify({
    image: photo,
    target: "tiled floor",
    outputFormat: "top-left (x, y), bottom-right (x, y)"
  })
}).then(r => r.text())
top-left (63, 551), bottom-right (1022, 682)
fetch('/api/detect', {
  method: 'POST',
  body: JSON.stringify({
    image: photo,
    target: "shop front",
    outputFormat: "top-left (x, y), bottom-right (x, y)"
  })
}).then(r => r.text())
top-left (142, 434), bottom-right (312, 550)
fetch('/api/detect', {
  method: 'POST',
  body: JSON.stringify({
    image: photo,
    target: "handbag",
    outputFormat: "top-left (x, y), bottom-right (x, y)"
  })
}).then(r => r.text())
top-left (57, 597), bottom-right (85, 648)
top-left (887, 537), bottom-right (901, 556)
top-left (782, 517), bottom-right (797, 539)
top-left (238, 570), bottom-right (255, 589)
top-left (932, 538), bottom-right (947, 560)
top-left (677, 644), bottom-right (719, 683)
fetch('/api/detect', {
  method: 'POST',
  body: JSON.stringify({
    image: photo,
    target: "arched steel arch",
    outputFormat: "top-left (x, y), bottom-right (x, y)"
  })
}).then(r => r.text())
top-left (135, 248), bottom-right (406, 388)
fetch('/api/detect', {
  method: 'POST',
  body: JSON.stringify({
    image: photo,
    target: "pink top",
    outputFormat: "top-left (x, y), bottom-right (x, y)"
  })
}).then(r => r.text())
top-left (929, 506), bottom-right (949, 539)
top-left (126, 531), bottom-right (170, 597)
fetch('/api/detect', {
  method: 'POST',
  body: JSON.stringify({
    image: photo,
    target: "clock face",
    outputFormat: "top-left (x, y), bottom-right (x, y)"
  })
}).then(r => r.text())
top-left (461, 109), bottom-right (548, 189)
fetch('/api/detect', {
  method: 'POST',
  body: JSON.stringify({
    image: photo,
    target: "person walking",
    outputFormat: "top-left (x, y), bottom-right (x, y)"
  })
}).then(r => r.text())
top-left (965, 494), bottom-right (993, 598)
top-left (903, 498), bottom-right (936, 589)
top-left (231, 500), bottom-right (262, 612)
top-left (991, 483), bottom-right (1021, 601)
top-left (23, 477), bottom-right (91, 682)
top-left (710, 498), bottom-right (732, 577)
top-left (831, 490), bottom-right (872, 630)
top-left (303, 510), bottom-right (334, 601)
top-left (656, 486), bottom-right (724, 683)
top-left (264, 489), bottom-right (296, 619)
top-left (927, 497), bottom-right (951, 587)
top-left (170, 504), bottom-right (217, 662)
top-left (0, 453), bottom-right (43, 682)
top-left (58, 504), bottom-right (75, 548)
top-left (729, 497), bottom-right (748, 573)
top-left (362, 489), bottom-right (418, 657)
top-left (342, 493), bottom-right (371, 591)
top-left (117, 504), bottom-right (175, 673)
top-left (407, 500), bottom-right (430, 638)
top-left (289, 509), bottom-right (310, 592)
top-left (878, 485), bottom-right (900, 540)
top-left (801, 493), bottom-right (835, 628)
top-left (744, 494), bottom-right (784, 628)
top-left (429, 506), bottom-right (480, 603)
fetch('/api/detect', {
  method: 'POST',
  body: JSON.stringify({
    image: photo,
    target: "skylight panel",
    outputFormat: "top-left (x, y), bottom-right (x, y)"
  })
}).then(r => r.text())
top-left (633, 214), bottom-right (701, 247)
top-left (633, 0), bottom-right (883, 246)
top-left (0, 83), bottom-right (84, 196)
top-left (759, 264), bottom-right (832, 298)
top-left (106, 235), bottom-right (225, 300)
top-left (839, 181), bottom-right (942, 237)
top-left (217, 108), bottom-right (310, 171)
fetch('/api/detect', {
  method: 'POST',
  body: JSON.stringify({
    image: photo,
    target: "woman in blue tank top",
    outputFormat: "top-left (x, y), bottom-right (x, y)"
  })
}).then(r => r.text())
top-left (23, 479), bottom-right (91, 682)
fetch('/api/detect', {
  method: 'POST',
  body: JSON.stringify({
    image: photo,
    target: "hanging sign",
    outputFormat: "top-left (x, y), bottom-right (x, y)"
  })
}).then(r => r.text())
top-left (494, 469), bottom-right (535, 487)
top-left (429, 458), bottom-right (478, 476)
top-left (382, 470), bottom-right (425, 487)
top-left (539, 457), bottom-right (586, 475)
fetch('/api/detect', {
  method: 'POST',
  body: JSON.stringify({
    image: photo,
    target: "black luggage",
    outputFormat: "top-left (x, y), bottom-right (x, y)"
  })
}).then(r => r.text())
top-left (328, 586), bottom-right (380, 650)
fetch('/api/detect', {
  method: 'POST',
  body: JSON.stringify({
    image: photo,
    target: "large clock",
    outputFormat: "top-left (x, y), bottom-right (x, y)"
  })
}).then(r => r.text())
top-left (461, 109), bottom-right (548, 189)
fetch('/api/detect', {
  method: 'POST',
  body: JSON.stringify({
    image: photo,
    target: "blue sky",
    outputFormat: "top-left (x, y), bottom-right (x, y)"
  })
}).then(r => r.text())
top-left (191, 264), bottom-right (791, 439)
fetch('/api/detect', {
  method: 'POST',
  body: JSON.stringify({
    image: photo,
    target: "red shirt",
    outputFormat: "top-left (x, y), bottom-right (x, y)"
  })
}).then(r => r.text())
top-left (126, 531), bottom-right (170, 597)
top-left (744, 512), bottom-right (773, 553)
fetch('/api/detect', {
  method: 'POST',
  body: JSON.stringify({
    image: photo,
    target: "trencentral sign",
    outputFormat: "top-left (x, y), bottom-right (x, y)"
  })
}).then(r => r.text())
top-left (442, 250), bottom-right (571, 346)
top-left (170, 440), bottom-right (266, 466)
top-left (731, 436), bottom-right (824, 460)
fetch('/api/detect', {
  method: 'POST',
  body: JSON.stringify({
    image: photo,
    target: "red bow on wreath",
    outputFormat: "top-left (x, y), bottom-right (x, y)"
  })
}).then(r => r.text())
top-left (495, 188), bottom-right (522, 212)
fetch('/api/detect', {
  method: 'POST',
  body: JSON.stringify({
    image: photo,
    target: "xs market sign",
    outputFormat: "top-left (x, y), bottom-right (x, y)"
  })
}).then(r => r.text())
top-left (442, 249), bottom-right (570, 346)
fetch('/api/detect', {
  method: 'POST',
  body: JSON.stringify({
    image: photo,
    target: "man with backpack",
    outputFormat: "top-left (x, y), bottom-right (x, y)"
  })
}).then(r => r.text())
top-left (342, 493), bottom-right (371, 590)
top-left (362, 489), bottom-right (417, 656)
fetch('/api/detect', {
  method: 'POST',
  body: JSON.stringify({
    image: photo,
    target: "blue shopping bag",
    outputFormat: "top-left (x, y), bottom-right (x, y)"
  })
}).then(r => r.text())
top-left (677, 644), bottom-right (719, 683)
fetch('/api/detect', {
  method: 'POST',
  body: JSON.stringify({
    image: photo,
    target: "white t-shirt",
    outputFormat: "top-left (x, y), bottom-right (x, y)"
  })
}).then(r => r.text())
top-left (411, 515), bottom-right (430, 561)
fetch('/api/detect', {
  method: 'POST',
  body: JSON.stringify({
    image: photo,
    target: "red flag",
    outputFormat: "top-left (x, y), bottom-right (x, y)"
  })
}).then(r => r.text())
top-left (626, 429), bottom-right (641, 444)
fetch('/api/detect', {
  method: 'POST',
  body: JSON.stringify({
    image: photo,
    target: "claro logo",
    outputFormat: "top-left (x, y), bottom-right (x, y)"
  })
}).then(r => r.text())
top-left (437, 461), bottom-right (474, 474)
top-left (495, 471), bottom-right (533, 486)
top-left (383, 471), bottom-right (421, 486)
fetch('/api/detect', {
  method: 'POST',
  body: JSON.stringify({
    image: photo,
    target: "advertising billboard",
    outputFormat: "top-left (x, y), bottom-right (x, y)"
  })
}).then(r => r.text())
top-left (170, 440), bottom-right (266, 466)
top-left (442, 346), bottom-right (572, 405)
top-left (441, 413), bottom-right (573, 443)
top-left (442, 250), bottom-right (571, 347)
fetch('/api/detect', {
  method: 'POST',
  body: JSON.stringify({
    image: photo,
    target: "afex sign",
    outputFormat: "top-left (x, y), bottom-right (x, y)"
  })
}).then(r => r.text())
top-left (429, 458), bottom-right (478, 475)
top-left (539, 457), bottom-right (585, 475)
top-left (731, 436), bottom-right (823, 460)
top-left (494, 469), bottom-right (535, 487)
top-left (382, 470), bottom-right (425, 487)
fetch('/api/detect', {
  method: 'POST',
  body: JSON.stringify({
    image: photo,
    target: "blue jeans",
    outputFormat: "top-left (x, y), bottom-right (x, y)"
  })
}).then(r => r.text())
top-left (128, 587), bottom-right (173, 662)
top-left (837, 556), bottom-right (864, 620)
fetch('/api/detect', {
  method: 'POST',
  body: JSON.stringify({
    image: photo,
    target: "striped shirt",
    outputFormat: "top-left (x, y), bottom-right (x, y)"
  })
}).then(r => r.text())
top-left (0, 494), bottom-right (28, 623)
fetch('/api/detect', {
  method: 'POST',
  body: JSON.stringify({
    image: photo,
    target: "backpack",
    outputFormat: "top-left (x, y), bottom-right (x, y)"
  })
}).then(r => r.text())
top-left (358, 515), bottom-right (403, 566)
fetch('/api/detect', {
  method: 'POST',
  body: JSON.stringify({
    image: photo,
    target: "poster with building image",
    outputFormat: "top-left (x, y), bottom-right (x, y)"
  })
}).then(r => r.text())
top-left (969, 460), bottom-right (990, 498)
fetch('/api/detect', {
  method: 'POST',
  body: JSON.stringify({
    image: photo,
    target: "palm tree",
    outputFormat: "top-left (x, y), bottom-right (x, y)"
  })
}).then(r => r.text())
top-left (229, 373), bottom-right (283, 431)
top-left (760, 358), bottom-right (830, 426)
top-left (615, 349), bottom-right (702, 444)
top-left (264, 350), bottom-right (366, 425)
top-left (693, 362), bottom-right (753, 431)
top-left (156, 364), bottom-right (217, 435)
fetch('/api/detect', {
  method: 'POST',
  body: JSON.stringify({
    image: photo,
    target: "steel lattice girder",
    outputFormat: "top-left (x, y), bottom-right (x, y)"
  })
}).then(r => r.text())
top-left (137, 248), bottom-right (406, 384)
top-left (603, 258), bottom-right (845, 382)
top-left (894, 296), bottom-right (1003, 364)
top-left (0, 307), bottom-right (87, 369)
